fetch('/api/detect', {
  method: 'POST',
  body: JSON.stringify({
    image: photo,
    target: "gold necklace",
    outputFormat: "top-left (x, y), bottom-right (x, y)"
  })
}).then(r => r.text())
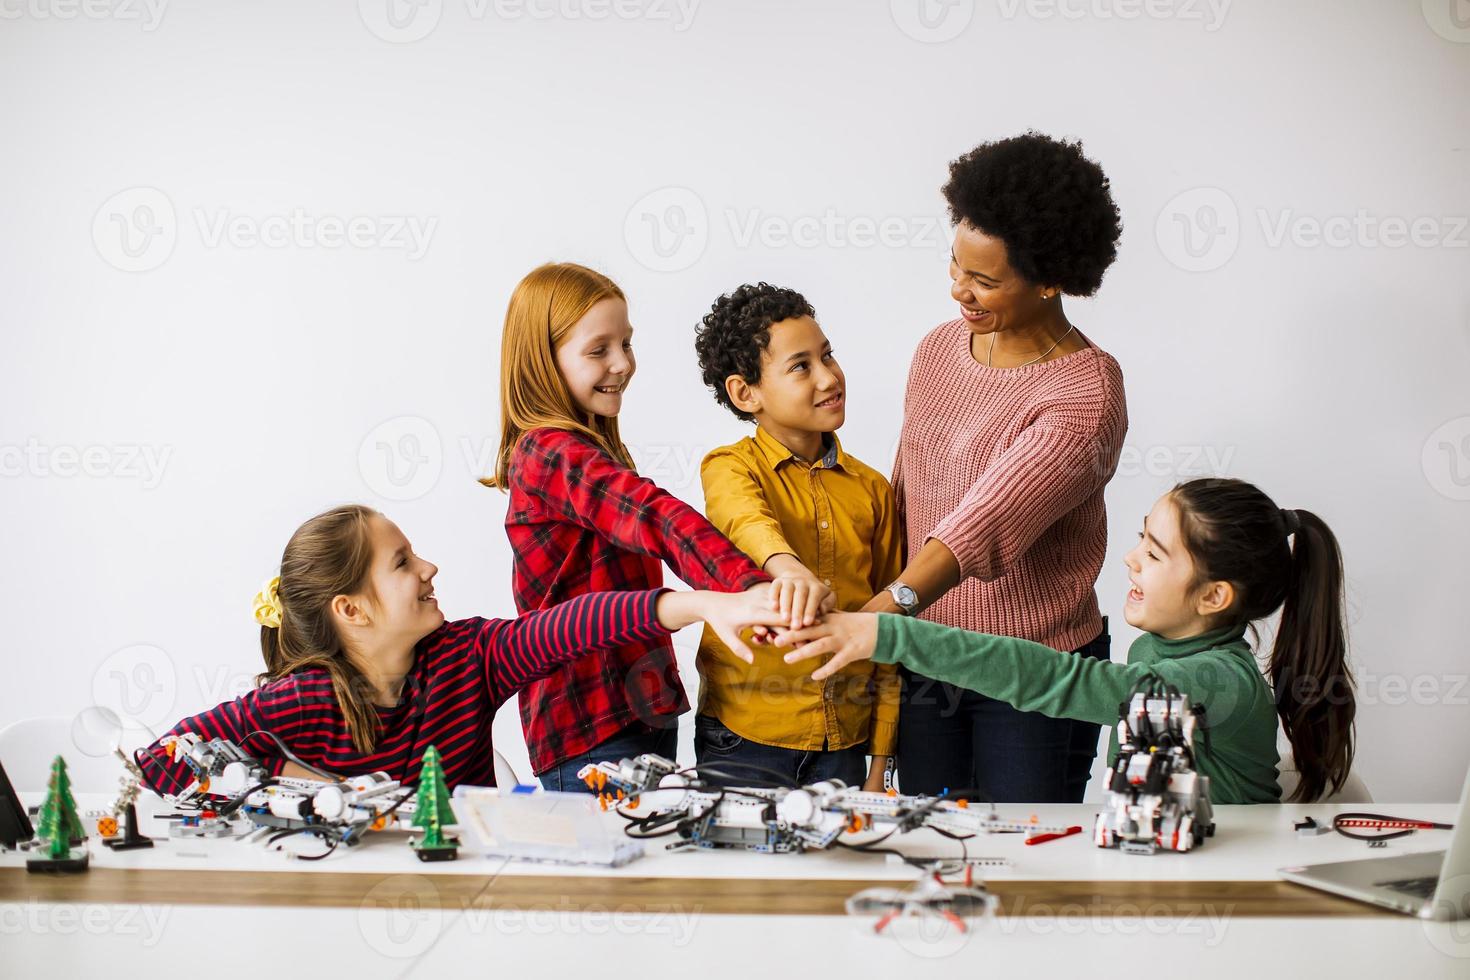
top-left (987, 324), bottom-right (1077, 368)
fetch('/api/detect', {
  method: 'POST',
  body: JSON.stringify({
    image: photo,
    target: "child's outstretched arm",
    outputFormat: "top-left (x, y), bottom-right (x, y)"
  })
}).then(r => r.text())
top-left (514, 429), bottom-right (769, 594)
top-left (479, 585), bottom-right (789, 705)
top-left (133, 688), bottom-right (297, 796)
top-left (779, 613), bottom-right (1260, 733)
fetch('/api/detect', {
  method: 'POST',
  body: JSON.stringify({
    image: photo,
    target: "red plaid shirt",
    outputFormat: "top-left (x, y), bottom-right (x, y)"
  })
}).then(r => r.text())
top-left (507, 427), bottom-right (768, 774)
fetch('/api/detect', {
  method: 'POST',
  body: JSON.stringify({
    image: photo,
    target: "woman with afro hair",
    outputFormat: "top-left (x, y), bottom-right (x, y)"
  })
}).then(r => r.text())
top-left (863, 132), bottom-right (1129, 803)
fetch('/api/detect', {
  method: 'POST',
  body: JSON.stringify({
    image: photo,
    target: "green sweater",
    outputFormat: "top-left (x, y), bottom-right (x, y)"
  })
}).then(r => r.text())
top-left (875, 616), bottom-right (1282, 804)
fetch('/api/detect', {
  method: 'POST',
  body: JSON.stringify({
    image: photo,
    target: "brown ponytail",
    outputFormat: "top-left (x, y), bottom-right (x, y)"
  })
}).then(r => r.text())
top-left (1171, 479), bottom-right (1356, 802)
top-left (257, 504), bottom-right (384, 754)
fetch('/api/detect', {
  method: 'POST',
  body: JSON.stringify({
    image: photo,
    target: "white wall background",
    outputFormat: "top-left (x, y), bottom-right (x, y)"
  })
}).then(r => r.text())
top-left (2, 0), bottom-right (1466, 800)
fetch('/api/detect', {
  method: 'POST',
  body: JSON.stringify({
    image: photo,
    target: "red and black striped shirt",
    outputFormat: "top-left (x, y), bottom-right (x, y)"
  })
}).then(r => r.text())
top-left (506, 428), bottom-right (768, 774)
top-left (134, 590), bottom-right (669, 795)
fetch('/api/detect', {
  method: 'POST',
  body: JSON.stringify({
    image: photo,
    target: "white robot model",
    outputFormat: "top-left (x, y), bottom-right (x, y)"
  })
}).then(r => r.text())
top-left (1093, 682), bottom-right (1215, 855)
top-left (577, 754), bottom-right (1074, 853)
top-left (157, 733), bottom-right (415, 851)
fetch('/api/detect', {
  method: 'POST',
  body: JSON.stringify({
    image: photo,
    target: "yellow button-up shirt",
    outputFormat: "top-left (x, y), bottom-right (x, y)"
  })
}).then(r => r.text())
top-left (697, 427), bottom-right (904, 755)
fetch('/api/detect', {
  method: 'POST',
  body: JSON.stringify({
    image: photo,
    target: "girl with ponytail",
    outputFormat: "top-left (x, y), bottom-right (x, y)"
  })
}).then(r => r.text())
top-left (779, 477), bottom-right (1357, 804)
top-left (134, 505), bottom-right (788, 794)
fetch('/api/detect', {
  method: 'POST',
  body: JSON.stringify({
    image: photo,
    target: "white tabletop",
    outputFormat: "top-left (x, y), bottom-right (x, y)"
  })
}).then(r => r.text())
top-left (3, 791), bottom-right (1456, 882)
top-left (4, 793), bottom-right (1467, 978)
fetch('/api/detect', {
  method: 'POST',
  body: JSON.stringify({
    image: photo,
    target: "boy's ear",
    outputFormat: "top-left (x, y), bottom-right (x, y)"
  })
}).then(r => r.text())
top-left (725, 375), bottom-right (761, 417)
top-left (1194, 580), bottom-right (1235, 619)
top-left (331, 593), bottom-right (372, 629)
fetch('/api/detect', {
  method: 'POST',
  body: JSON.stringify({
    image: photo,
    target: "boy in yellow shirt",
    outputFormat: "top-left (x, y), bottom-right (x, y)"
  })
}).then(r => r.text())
top-left (693, 283), bottom-right (903, 791)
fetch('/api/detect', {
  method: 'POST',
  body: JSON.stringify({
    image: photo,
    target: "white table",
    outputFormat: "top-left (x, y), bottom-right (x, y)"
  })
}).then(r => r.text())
top-left (3, 793), bottom-right (1467, 978)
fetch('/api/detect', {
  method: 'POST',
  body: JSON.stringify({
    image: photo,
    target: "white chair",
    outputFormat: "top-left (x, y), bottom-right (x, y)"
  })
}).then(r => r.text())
top-left (1277, 742), bottom-right (1373, 803)
top-left (0, 714), bottom-right (152, 795)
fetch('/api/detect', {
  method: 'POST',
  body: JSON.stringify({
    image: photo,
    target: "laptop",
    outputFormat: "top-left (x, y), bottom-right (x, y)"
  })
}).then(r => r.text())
top-left (1279, 765), bottom-right (1470, 920)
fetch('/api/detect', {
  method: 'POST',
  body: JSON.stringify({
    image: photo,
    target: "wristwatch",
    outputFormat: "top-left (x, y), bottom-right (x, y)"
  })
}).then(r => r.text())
top-left (886, 581), bottom-right (920, 616)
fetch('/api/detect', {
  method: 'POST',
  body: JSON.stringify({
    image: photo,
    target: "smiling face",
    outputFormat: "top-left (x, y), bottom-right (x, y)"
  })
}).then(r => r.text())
top-left (948, 221), bottom-right (1054, 337)
top-left (554, 296), bottom-right (636, 419)
top-left (353, 514), bottom-right (443, 645)
top-left (731, 315), bottom-right (846, 441)
top-left (1122, 495), bottom-right (1235, 640)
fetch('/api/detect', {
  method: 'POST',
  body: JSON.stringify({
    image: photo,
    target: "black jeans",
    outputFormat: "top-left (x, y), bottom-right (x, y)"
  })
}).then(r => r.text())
top-left (895, 619), bottom-right (1111, 802)
top-left (694, 715), bottom-right (867, 788)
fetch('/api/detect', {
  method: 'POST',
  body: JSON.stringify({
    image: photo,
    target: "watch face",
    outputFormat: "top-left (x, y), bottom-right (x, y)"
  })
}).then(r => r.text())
top-left (894, 585), bottom-right (917, 607)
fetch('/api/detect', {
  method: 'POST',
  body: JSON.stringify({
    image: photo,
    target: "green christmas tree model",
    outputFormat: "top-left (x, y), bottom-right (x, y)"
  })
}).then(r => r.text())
top-left (410, 745), bottom-right (458, 862)
top-left (27, 755), bottom-right (89, 873)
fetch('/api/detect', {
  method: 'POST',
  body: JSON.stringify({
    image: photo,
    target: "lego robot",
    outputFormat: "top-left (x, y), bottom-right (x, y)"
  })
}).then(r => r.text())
top-left (157, 733), bottom-right (416, 852)
top-left (1093, 681), bottom-right (1215, 855)
top-left (577, 754), bottom-right (1074, 854)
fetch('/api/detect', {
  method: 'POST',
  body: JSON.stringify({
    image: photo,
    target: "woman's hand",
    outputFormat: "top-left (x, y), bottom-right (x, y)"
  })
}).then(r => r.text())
top-left (656, 586), bottom-right (791, 664)
top-left (777, 611), bottom-right (880, 680)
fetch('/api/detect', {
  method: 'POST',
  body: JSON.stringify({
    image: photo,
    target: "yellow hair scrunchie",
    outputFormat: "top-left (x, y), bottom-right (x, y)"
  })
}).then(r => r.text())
top-left (252, 575), bottom-right (283, 629)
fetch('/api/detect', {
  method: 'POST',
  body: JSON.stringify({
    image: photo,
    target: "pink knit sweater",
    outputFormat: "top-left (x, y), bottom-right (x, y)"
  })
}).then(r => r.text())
top-left (895, 319), bottom-right (1128, 654)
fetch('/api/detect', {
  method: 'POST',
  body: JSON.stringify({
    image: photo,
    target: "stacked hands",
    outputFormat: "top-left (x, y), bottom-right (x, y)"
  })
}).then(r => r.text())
top-left (676, 574), bottom-right (874, 678)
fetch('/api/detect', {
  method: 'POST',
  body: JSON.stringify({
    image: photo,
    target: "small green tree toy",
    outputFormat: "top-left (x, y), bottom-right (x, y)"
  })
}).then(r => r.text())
top-left (27, 755), bottom-right (90, 873)
top-left (410, 745), bottom-right (458, 862)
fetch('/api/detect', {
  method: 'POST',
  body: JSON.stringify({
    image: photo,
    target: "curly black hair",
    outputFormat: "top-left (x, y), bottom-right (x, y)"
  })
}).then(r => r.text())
top-left (694, 283), bottom-right (816, 422)
top-left (942, 132), bottom-right (1122, 296)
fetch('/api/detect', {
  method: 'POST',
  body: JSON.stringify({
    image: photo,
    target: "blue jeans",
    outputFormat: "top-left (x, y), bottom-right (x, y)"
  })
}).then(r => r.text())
top-left (538, 724), bottom-right (679, 794)
top-left (693, 714), bottom-right (868, 787)
top-left (895, 620), bottom-right (1111, 802)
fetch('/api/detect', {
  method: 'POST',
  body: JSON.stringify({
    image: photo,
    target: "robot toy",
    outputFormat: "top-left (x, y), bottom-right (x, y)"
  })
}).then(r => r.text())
top-left (1093, 681), bottom-right (1215, 855)
top-left (157, 733), bottom-right (416, 856)
top-left (577, 754), bottom-right (1074, 854)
